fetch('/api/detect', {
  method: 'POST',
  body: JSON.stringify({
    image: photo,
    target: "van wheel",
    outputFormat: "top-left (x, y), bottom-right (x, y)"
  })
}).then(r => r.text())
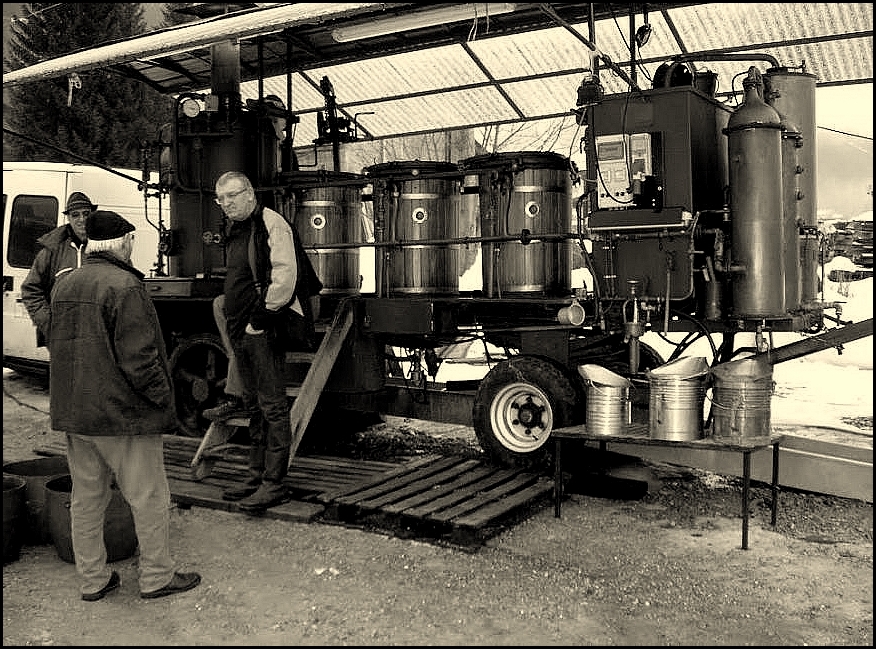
top-left (168, 334), bottom-right (229, 437)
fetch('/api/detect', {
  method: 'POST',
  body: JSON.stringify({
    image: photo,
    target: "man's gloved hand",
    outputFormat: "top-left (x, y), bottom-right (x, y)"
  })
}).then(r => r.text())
top-left (249, 307), bottom-right (276, 332)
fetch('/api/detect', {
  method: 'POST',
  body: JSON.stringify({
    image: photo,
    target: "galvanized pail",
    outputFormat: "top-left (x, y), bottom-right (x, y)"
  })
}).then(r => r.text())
top-left (578, 364), bottom-right (631, 436)
top-left (709, 357), bottom-right (774, 439)
top-left (647, 357), bottom-right (709, 441)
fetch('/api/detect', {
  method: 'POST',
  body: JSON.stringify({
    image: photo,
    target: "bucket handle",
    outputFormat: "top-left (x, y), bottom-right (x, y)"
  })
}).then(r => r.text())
top-left (704, 380), bottom-right (775, 410)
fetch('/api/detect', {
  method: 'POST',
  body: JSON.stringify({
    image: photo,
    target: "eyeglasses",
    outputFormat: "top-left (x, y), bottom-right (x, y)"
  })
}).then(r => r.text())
top-left (214, 187), bottom-right (249, 205)
top-left (68, 210), bottom-right (91, 220)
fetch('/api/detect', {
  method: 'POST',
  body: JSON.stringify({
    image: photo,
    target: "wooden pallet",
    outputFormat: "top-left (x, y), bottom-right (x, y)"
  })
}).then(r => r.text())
top-left (316, 454), bottom-right (554, 547)
top-left (33, 435), bottom-right (552, 548)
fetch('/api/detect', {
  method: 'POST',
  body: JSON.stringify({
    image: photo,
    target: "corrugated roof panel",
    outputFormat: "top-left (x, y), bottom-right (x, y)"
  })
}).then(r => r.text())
top-left (666, 3), bottom-right (872, 52)
top-left (773, 38), bottom-right (874, 86)
top-left (352, 86), bottom-right (519, 137)
top-left (585, 11), bottom-right (686, 64)
top-left (304, 45), bottom-right (488, 103)
top-left (467, 27), bottom-right (587, 77)
top-left (501, 73), bottom-right (587, 118)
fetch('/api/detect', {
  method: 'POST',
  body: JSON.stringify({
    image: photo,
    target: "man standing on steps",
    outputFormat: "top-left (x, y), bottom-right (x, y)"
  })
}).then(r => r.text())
top-left (212, 171), bottom-right (320, 515)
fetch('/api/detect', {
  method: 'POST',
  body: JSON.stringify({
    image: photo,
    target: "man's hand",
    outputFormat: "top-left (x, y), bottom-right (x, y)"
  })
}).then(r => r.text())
top-left (249, 307), bottom-right (275, 332)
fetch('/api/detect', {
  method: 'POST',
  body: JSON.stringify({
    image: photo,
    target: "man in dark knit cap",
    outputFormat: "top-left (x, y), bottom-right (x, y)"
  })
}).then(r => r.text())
top-left (21, 191), bottom-right (96, 347)
top-left (48, 210), bottom-right (201, 602)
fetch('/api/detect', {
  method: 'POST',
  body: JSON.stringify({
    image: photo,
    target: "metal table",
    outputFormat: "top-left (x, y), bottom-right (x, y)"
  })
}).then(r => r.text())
top-left (552, 423), bottom-right (784, 550)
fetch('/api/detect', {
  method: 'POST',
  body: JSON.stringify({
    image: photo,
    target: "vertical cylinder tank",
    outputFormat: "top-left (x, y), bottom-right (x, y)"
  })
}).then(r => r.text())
top-left (764, 67), bottom-right (819, 303)
top-left (462, 151), bottom-right (573, 297)
top-left (283, 171), bottom-right (366, 295)
top-left (365, 161), bottom-right (463, 296)
top-left (171, 111), bottom-right (277, 278)
top-left (779, 115), bottom-right (803, 311)
top-left (724, 68), bottom-right (786, 318)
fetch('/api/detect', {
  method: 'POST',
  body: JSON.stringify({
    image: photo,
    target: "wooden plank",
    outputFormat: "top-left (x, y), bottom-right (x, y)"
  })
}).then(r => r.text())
top-left (316, 454), bottom-right (442, 502)
top-left (332, 456), bottom-right (461, 506)
top-left (451, 480), bottom-right (553, 529)
top-left (286, 298), bottom-right (356, 464)
top-left (356, 459), bottom-right (482, 510)
top-left (427, 473), bottom-right (540, 523)
top-left (382, 464), bottom-right (496, 515)
top-left (403, 467), bottom-right (523, 518)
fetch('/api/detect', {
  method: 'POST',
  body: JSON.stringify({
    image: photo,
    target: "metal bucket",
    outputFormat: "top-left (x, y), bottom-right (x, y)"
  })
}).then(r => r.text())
top-left (3, 475), bottom-right (27, 564)
top-left (578, 364), bottom-right (631, 435)
top-left (285, 171), bottom-right (367, 295)
top-left (647, 357), bottom-right (709, 441)
top-left (44, 474), bottom-right (138, 564)
top-left (710, 357), bottom-right (774, 439)
top-left (462, 151), bottom-right (572, 296)
top-left (366, 161), bottom-right (463, 295)
top-left (2, 456), bottom-right (69, 545)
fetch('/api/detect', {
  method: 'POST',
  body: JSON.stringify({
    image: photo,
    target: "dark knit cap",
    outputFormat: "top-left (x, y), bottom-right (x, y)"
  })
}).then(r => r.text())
top-left (63, 192), bottom-right (98, 214)
top-left (86, 210), bottom-right (135, 241)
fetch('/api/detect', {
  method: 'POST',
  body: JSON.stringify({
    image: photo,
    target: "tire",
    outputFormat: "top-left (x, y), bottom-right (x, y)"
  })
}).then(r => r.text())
top-left (472, 355), bottom-right (582, 468)
top-left (569, 334), bottom-right (664, 377)
top-left (168, 334), bottom-right (230, 437)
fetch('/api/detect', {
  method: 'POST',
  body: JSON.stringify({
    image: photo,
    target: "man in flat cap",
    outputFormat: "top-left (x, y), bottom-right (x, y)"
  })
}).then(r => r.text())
top-left (21, 191), bottom-right (96, 347)
top-left (48, 210), bottom-right (201, 602)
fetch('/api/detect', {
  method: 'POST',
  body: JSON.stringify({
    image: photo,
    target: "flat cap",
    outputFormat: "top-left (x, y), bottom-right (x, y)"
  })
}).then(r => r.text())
top-left (86, 210), bottom-right (135, 241)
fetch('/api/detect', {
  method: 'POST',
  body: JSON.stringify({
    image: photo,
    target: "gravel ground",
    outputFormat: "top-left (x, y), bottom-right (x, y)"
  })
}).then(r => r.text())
top-left (3, 369), bottom-right (873, 645)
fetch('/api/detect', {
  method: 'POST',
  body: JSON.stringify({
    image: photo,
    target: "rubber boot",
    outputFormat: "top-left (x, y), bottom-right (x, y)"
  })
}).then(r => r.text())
top-left (236, 479), bottom-right (290, 514)
top-left (221, 446), bottom-right (265, 501)
top-left (237, 442), bottom-right (291, 514)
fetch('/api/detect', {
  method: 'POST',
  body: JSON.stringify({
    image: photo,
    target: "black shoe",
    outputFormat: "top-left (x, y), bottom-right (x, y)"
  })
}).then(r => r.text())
top-left (82, 571), bottom-right (120, 602)
top-left (237, 482), bottom-right (291, 515)
top-left (202, 399), bottom-right (259, 423)
top-left (221, 481), bottom-right (262, 501)
top-left (140, 571), bottom-right (202, 599)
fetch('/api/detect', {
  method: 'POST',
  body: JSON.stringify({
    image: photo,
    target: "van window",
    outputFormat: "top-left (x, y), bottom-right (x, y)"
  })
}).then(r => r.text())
top-left (7, 195), bottom-right (59, 269)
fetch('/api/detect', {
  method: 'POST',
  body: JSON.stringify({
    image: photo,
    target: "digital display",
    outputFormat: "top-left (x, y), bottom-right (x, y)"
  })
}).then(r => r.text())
top-left (597, 141), bottom-right (625, 160)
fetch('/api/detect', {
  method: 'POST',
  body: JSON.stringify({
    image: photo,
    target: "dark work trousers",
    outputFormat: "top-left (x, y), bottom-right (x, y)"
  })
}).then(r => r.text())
top-left (231, 330), bottom-right (291, 484)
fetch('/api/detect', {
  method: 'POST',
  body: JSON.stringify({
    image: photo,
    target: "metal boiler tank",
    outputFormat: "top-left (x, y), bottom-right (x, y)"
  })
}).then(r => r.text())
top-left (365, 161), bottom-right (463, 296)
top-left (764, 67), bottom-right (819, 304)
top-left (463, 151), bottom-right (573, 297)
top-left (283, 171), bottom-right (366, 295)
top-left (724, 69), bottom-right (786, 318)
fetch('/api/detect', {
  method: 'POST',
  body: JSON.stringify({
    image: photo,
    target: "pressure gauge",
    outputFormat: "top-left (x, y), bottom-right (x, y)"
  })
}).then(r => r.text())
top-left (181, 98), bottom-right (201, 118)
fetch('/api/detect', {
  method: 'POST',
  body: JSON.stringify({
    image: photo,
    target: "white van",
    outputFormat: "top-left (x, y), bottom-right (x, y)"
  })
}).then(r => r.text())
top-left (3, 161), bottom-right (166, 374)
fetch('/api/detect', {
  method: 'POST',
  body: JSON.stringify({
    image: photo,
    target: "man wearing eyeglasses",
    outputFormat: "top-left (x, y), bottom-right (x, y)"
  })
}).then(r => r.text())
top-left (20, 191), bottom-right (96, 348)
top-left (211, 171), bottom-right (320, 514)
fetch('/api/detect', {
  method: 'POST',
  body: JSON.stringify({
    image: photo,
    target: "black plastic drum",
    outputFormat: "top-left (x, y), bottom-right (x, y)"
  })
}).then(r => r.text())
top-left (462, 151), bottom-right (573, 296)
top-left (366, 161), bottom-right (463, 295)
top-left (284, 171), bottom-right (366, 295)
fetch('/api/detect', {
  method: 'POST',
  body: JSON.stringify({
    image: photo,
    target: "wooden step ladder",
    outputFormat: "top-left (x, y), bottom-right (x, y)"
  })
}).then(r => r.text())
top-left (190, 298), bottom-right (356, 479)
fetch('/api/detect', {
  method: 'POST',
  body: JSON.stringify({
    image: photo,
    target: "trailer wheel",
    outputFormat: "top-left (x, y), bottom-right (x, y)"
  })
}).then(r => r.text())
top-left (168, 334), bottom-right (230, 437)
top-left (569, 335), bottom-right (664, 377)
top-left (472, 356), bottom-right (581, 468)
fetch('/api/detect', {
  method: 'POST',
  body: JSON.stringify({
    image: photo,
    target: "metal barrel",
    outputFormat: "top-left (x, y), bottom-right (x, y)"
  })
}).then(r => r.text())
top-left (649, 375), bottom-right (706, 441)
top-left (285, 171), bottom-right (367, 295)
top-left (462, 151), bottom-right (573, 297)
top-left (365, 161), bottom-right (463, 296)
top-left (586, 383), bottom-right (631, 435)
top-left (710, 379), bottom-right (772, 439)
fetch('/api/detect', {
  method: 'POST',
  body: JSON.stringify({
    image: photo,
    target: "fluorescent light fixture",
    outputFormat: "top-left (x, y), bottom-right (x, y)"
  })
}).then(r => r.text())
top-left (331, 3), bottom-right (518, 42)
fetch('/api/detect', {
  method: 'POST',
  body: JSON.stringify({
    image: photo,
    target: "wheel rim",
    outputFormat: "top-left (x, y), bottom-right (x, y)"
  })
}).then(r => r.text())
top-left (169, 335), bottom-right (228, 437)
top-left (488, 381), bottom-right (554, 453)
